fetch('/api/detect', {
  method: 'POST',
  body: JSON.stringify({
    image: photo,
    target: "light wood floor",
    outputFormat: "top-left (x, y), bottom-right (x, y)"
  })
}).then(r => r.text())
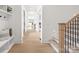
top-left (9, 31), bottom-right (54, 53)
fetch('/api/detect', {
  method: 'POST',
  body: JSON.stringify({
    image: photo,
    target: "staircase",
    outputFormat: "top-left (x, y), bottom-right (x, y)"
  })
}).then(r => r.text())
top-left (49, 14), bottom-right (79, 53)
top-left (59, 14), bottom-right (79, 53)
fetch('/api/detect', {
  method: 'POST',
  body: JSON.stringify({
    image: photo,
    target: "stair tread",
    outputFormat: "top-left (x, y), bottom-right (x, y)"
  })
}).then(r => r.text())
top-left (49, 40), bottom-right (59, 52)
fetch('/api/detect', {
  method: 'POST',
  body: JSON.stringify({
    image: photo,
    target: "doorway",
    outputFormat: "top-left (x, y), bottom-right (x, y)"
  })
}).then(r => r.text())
top-left (23, 5), bottom-right (42, 42)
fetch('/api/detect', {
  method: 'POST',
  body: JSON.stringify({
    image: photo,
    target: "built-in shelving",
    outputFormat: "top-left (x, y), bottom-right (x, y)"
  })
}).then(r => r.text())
top-left (0, 9), bottom-right (12, 16)
top-left (0, 36), bottom-right (13, 48)
top-left (0, 36), bottom-right (14, 52)
top-left (0, 5), bottom-right (13, 53)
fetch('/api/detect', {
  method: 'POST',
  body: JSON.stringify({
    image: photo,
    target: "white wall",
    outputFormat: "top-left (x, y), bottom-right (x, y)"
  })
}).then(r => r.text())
top-left (42, 5), bottom-right (79, 43)
top-left (33, 13), bottom-right (40, 32)
top-left (8, 5), bottom-right (23, 44)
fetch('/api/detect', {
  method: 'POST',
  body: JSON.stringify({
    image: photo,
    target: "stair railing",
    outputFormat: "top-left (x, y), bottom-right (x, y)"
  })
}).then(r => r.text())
top-left (59, 14), bottom-right (79, 53)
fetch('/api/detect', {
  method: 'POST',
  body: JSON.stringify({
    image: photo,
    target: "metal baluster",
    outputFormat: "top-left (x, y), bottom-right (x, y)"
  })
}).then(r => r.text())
top-left (70, 20), bottom-right (74, 48)
top-left (73, 20), bottom-right (75, 48)
top-left (75, 18), bottom-right (77, 47)
top-left (68, 24), bottom-right (69, 53)
top-left (77, 18), bottom-right (79, 46)
top-left (76, 19), bottom-right (77, 47)
top-left (65, 24), bottom-right (69, 53)
top-left (65, 25), bottom-right (67, 52)
top-left (70, 22), bottom-right (71, 48)
top-left (76, 17), bottom-right (78, 47)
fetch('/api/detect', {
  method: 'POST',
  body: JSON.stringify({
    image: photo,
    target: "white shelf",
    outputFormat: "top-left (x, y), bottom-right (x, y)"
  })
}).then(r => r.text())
top-left (0, 36), bottom-right (13, 48)
top-left (0, 9), bottom-right (12, 15)
top-left (2, 43), bottom-right (14, 53)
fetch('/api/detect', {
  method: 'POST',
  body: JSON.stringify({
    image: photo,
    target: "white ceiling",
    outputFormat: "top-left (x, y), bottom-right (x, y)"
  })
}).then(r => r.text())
top-left (24, 5), bottom-right (42, 21)
top-left (24, 5), bottom-right (42, 12)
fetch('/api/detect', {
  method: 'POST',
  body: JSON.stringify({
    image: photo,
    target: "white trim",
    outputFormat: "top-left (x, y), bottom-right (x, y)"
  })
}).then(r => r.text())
top-left (20, 34), bottom-right (24, 44)
top-left (41, 6), bottom-right (42, 43)
top-left (49, 43), bottom-right (59, 53)
top-left (41, 42), bottom-right (50, 44)
top-left (0, 9), bottom-right (12, 15)
top-left (0, 36), bottom-right (13, 48)
top-left (3, 43), bottom-right (14, 53)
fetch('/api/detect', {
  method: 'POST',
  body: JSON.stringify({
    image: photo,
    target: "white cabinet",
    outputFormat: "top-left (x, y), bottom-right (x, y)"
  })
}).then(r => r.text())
top-left (0, 5), bottom-right (12, 15)
top-left (0, 5), bottom-right (14, 53)
top-left (0, 5), bottom-right (7, 11)
top-left (0, 36), bottom-right (14, 53)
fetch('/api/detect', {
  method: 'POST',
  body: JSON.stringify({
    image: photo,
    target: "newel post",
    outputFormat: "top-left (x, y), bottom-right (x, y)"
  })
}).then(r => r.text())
top-left (58, 23), bottom-right (66, 53)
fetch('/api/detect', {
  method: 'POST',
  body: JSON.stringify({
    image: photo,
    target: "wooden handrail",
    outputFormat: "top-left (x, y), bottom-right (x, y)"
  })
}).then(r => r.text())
top-left (66, 14), bottom-right (79, 24)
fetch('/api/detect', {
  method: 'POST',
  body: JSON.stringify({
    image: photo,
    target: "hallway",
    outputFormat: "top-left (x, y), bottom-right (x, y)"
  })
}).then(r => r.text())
top-left (9, 31), bottom-right (54, 53)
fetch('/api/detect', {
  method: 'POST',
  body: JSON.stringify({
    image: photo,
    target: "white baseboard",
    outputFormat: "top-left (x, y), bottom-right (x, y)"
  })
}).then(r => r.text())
top-left (41, 40), bottom-right (50, 43)
top-left (41, 42), bottom-right (50, 44)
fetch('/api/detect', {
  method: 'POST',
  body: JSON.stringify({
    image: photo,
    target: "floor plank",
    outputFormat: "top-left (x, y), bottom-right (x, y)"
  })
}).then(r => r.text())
top-left (9, 31), bottom-right (54, 53)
